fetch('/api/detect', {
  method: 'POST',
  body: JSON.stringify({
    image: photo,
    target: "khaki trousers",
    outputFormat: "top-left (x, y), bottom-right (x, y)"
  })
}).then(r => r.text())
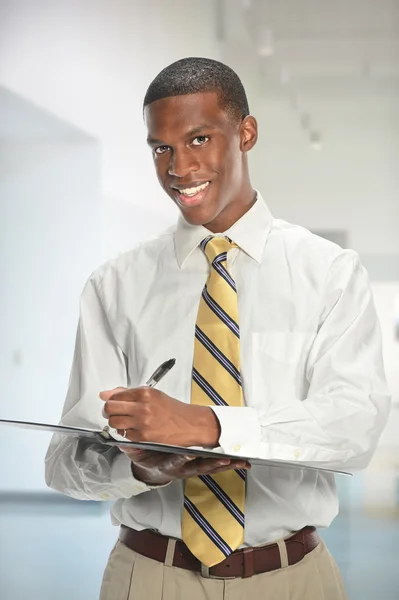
top-left (99, 535), bottom-right (349, 600)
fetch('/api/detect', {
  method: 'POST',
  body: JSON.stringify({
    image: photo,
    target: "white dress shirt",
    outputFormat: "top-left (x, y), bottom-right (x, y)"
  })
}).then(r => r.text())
top-left (45, 194), bottom-right (391, 546)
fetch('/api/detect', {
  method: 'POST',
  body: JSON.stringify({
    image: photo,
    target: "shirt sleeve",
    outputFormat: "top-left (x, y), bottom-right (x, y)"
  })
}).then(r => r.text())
top-left (45, 274), bottom-right (162, 500)
top-left (211, 251), bottom-right (392, 472)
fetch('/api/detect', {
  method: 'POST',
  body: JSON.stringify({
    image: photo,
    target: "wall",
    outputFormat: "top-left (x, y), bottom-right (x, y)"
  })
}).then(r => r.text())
top-left (250, 82), bottom-right (399, 259)
top-left (0, 0), bottom-right (221, 240)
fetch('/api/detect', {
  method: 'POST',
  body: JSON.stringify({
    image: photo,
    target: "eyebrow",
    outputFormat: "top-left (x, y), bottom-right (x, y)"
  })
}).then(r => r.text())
top-left (146, 135), bottom-right (164, 146)
top-left (187, 124), bottom-right (216, 137)
top-left (147, 124), bottom-right (217, 146)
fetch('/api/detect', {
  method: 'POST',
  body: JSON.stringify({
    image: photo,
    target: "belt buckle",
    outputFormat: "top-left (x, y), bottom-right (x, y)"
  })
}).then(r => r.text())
top-left (200, 564), bottom-right (235, 580)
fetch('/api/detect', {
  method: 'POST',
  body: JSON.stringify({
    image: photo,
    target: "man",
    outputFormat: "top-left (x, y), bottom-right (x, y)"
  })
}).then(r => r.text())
top-left (45, 57), bottom-right (391, 600)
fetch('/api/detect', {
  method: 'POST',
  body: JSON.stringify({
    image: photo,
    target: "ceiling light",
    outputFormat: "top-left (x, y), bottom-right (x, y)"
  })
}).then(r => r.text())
top-left (257, 28), bottom-right (274, 57)
top-left (310, 131), bottom-right (322, 151)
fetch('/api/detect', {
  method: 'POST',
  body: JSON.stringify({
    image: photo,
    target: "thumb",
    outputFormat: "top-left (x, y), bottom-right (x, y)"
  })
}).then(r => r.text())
top-left (179, 453), bottom-right (197, 464)
top-left (99, 386), bottom-right (127, 401)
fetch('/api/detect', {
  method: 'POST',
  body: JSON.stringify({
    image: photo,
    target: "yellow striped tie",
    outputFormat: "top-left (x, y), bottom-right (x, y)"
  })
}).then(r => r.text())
top-left (182, 235), bottom-right (246, 567)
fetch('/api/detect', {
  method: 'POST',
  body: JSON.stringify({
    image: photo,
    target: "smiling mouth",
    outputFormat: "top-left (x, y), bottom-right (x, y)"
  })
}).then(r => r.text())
top-left (172, 181), bottom-right (211, 207)
top-left (172, 181), bottom-right (210, 197)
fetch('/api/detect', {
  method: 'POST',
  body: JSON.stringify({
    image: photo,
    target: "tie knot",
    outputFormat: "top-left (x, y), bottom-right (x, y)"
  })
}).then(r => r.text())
top-left (200, 236), bottom-right (235, 265)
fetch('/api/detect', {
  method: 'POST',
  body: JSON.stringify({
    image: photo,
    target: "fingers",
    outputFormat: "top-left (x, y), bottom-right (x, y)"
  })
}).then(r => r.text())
top-left (99, 387), bottom-right (127, 401)
top-left (115, 443), bottom-right (252, 482)
top-left (118, 448), bottom-right (170, 466)
top-left (114, 448), bottom-right (251, 486)
top-left (117, 447), bottom-right (147, 458)
top-left (120, 449), bottom-right (196, 471)
top-left (102, 389), bottom-right (140, 404)
top-left (103, 400), bottom-right (140, 417)
top-left (169, 454), bottom-right (198, 469)
top-left (107, 414), bottom-right (138, 431)
top-left (102, 402), bottom-right (141, 433)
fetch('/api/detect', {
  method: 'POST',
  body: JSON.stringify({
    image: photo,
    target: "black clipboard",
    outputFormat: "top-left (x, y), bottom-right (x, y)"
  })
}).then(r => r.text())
top-left (0, 418), bottom-right (351, 476)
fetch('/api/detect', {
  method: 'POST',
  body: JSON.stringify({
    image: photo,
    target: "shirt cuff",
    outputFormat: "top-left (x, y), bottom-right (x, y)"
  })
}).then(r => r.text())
top-left (210, 406), bottom-right (262, 457)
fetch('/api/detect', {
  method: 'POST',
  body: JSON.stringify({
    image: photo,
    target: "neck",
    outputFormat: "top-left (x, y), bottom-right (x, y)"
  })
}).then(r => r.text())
top-left (206, 186), bottom-right (257, 233)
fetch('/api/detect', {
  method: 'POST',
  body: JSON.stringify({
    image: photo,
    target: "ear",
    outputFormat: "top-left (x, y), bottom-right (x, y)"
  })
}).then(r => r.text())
top-left (239, 116), bottom-right (258, 152)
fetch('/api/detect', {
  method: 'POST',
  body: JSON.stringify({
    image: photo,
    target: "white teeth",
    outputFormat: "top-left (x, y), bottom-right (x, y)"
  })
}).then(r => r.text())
top-left (179, 182), bottom-right (209, 196)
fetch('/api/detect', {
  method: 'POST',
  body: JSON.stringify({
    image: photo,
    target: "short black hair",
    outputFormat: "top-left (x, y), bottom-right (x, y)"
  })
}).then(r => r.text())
top-left (143, 57), bottom-right (250, 122)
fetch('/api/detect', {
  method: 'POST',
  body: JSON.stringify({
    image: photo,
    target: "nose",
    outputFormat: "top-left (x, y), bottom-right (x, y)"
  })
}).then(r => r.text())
top-left (167, 148), bottom-right (199, 178)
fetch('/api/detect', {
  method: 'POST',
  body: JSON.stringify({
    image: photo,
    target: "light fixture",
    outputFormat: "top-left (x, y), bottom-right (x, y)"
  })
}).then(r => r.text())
top-left (310, 131), bottom-right (322, 151)
top-left (257, 27), bottom-right (274, 57)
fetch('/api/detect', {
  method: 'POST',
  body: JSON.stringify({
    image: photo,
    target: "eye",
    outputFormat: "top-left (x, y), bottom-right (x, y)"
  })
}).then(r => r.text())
top-left (192, 136), bottom-right (209, 146)
top-left (154, 145), bottom-right (170, 155)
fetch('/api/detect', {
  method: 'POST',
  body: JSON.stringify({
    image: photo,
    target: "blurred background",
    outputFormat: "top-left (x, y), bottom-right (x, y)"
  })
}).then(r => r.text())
top-left (0, 0), bottom-right (398, 598)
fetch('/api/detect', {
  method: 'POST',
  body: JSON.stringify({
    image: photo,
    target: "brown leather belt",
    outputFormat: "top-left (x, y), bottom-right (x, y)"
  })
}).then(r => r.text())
top-left (119, 525), bottom-right (320, 579)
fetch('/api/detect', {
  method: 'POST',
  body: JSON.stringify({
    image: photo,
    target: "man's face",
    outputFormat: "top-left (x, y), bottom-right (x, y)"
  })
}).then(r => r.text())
top-left (145, 92), bottom-right (256, 231)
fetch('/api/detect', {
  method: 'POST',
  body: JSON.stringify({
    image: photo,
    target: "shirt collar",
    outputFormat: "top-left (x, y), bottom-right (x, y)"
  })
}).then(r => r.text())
top-left (173, 191), bottom-right (274, 269)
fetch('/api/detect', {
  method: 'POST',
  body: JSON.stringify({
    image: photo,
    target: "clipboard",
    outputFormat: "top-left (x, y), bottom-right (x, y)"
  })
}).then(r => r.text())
top-left (0, 418), bottom-right (352, 476)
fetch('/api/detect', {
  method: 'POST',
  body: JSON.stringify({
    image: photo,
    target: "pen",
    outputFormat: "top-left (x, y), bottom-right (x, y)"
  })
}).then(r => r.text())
top-left (145, 357), bottom-right (176, 387)
top-left (101, 358), bottom-right (176, 439)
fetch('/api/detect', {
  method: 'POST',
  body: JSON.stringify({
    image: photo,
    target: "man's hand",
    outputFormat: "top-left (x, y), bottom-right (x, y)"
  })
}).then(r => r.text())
top-left (99, 386), bottom-right (221, 448)
top-left (118, 447), bottom-right (251, 486)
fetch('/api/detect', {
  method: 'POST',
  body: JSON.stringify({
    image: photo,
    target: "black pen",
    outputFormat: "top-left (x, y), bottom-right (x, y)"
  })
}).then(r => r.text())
top-left (145, 358), bottom-right (176, 388)
top-left (101, 358), bottom-right (176, 439)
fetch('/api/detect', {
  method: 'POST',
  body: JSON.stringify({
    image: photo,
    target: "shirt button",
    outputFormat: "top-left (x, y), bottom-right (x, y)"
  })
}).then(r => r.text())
top-left (294, 450), bottom-right (300, 459)
top-left (233, 444), bottom-right (241, 452)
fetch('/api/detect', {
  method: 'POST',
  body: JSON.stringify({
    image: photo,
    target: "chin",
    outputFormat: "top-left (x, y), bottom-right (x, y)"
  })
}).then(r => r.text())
top-left (180, 213), bottom-right (207, 227)
top-left (184, 211), bottom-right (220, 230)
top-left (174, 201), bottom-right (214, 226)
